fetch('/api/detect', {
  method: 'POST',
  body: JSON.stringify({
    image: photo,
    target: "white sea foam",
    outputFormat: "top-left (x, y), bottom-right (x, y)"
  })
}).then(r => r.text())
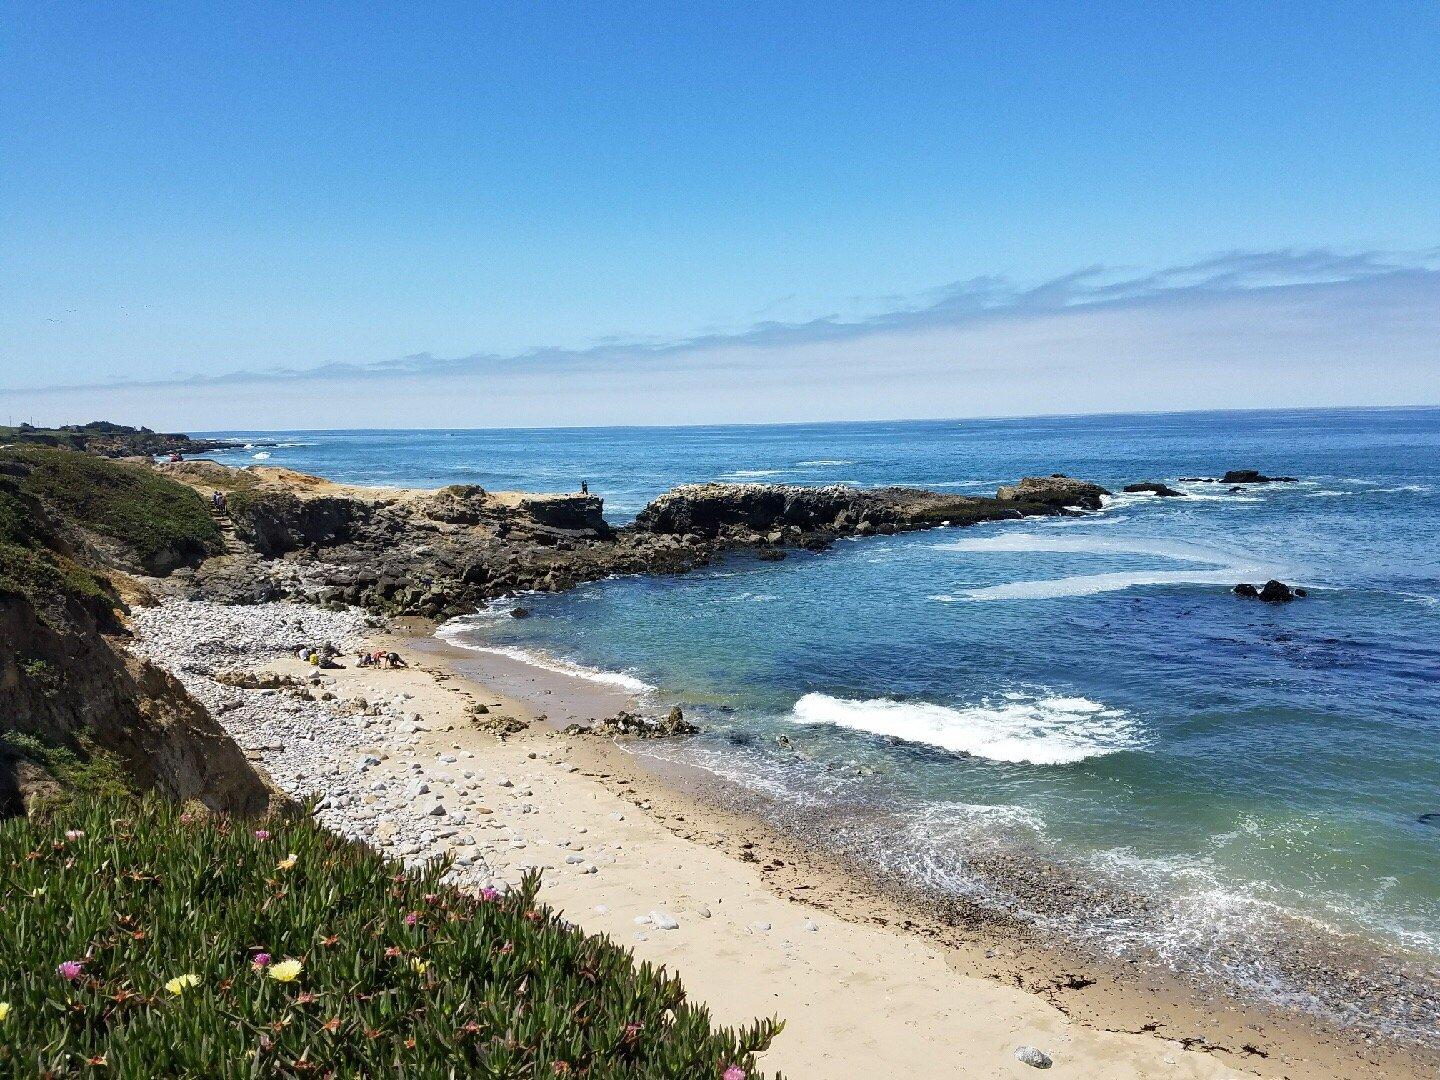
top-left (435, 621), bottom-right (655, 695)
top-left (787, 691), bottom-right (1143, 764)
top-left (965, 567), bottom-right (1253, 600)
top-left (931, 532), bottom-right (1266, 600)
top-left (795, 459), bottom-right (853, 466)
top-left (251, 451), bottom-right (271, 460)
top-left (723, 468), bottom-right (785, 478)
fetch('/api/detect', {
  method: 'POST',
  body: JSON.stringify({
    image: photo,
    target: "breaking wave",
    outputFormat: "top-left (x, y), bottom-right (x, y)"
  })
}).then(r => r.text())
top-left (787, 691), bottom-right (1143, 765)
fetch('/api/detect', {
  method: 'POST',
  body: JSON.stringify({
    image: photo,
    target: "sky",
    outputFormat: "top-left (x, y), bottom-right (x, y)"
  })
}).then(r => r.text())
top-left (2, 2), bottom-right (1438, 429)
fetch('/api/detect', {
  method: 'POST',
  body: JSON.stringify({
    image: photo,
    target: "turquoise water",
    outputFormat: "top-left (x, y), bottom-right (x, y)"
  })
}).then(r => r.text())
top-left (206, 409), bottom-right (1440, 1030)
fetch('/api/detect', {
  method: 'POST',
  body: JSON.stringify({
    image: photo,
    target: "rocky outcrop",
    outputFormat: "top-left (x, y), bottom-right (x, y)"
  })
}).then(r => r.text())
top-left (563, 706), bottom-right (698, 739)
top-left (995, 475), bottom-right (1111, 511)
top-left (1233, 580), bottom-right (1307, 602)
top-left (1123, 482), bottom-right (1186, 497)
top-left (160, 466), bottom-right (1113, 620)
top-left (632, 480), bottom-right (1094, 543)
top-left (634, 483), bottom-right (866, 538)
top-left (230, 492), bottom-right (371, 556)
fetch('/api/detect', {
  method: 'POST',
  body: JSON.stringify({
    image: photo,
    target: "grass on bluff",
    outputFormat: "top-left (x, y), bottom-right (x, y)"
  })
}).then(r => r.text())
top-left (0, 447), bottom-right (221, 572)
top-left (0, 796), bottom-right (783, 1078)
top-left (0, 482), bottom-right (115, 628)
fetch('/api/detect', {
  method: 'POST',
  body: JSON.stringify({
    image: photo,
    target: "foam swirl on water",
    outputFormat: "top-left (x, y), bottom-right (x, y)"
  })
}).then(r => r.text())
top-left (788, 691), bottom-right (1143, 764)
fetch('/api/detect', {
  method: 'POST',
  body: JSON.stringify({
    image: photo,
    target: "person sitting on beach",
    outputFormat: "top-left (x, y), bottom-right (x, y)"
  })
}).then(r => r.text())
top-left (386, 651), bottom-right (406, 668)
top-left (356, 651), bottom-right (373, 667)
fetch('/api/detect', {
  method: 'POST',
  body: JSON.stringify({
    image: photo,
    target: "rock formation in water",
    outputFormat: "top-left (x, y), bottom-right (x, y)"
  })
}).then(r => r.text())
top-left (1122, 482), bottom-right (1186, 497)
top-left (1180, 469), bottom-right (1298, 484)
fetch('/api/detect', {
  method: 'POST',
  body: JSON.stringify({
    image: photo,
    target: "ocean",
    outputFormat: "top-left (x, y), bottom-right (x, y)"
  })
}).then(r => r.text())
top-left (203, 407), bottom-right (1440, 1038)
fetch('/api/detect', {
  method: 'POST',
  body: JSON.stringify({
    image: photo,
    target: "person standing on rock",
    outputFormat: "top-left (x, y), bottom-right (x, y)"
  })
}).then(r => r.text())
top-left (580, 480), bottom-right (588, 495)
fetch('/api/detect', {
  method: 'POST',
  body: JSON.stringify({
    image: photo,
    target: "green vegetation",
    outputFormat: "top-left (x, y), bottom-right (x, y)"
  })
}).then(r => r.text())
top-left (0, 536), bottom-right (114, 629)
top-left (0, 733), bottom-right (137, 810)
top-left (0, 447), bottom-right (221, 573)
top-left (0, 796), bottom-right (783, 1077)
top-left (0, 420), bottom-right (228, 458)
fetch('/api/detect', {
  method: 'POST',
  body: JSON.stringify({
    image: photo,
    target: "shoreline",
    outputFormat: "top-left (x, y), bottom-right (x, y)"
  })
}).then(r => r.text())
top-left (395, 622), bottom-right (1433, 1079)
top-left (121, 597), bottom-right (1434, 1079)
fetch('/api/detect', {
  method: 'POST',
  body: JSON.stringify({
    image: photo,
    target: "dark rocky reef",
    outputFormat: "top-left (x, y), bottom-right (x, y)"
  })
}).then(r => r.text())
top-left (1180, 469), bottom-right (1298, 484)
top-left (994, 475), bottom-right (1111, 511)
top-left (160, 467), bottom-right (1114, 620)
top-left (636, 475), bottom-right (1110, 541)
top-left (1123, 482), bottom-right (1186, 497)
top-left (1234, 580), bottom-right (1307, 602)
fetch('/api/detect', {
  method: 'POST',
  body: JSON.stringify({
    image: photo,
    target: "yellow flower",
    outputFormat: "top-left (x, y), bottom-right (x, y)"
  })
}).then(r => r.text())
top-left (0, 1002), bottom-right (10, 1022)
top-left (410, 958), bottom-right (428, 974)
top-left (276, 853), bottom-right (298, 871)
top-left (268, 958), bottom-right (303, 982)
top-left (165, 973), bottom-right (201, 995)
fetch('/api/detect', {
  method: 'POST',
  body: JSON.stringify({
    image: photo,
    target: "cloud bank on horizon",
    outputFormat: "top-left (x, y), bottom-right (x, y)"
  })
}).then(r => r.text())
top-left (6, 247), bottom-right (1439, 430)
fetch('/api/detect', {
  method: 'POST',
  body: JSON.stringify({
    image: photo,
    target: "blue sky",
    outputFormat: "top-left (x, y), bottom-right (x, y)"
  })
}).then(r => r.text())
top-left (2, 2), bottom-right (1438, 427)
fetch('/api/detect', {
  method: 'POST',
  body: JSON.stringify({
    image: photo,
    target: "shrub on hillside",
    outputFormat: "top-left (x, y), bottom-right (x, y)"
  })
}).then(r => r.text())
top-left (0, 797), bottom-right (783, 1077)
top-left (0, 447), bottom-right (221, 574)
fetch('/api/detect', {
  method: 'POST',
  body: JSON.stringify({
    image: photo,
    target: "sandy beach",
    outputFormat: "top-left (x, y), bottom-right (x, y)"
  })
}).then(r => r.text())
top-left (115, 597), bottom-right (1436, 1080)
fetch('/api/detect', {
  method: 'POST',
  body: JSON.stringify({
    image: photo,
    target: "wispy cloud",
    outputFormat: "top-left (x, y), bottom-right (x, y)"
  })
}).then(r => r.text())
top-left (6, 247), bottom-right (1438, 428)
top-left (23, 246), bottom-right (1434, 393)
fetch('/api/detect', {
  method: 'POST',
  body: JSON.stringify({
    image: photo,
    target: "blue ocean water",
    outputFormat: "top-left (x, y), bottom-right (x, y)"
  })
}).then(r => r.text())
top-left (206, 409), bottom-right (1440, 1025)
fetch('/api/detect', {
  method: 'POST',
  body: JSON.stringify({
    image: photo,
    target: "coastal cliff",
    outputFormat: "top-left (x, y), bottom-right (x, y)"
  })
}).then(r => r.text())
top-left (0, 447), bottom-right (284, 816)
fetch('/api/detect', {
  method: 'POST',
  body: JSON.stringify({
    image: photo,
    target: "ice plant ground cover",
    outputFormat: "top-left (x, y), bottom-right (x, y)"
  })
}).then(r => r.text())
top-left (0, 797), bottom-right (782, 1077)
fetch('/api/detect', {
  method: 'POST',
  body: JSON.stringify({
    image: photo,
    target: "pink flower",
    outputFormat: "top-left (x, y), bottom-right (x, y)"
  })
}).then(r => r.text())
top-left (57, 960), bottom-right (84, 982)
top-left (404, 912), bottom-right (420, 926)
top-left (723, 1068), bottom-right (746, 1080)
top-left (64, 829), bottom-right (85, 841)
top-left (251, 953), bottom-right (271, 969)
top-left (253, 829), bottom-right (271, 841)
top-left (480, 887), bottom-right (499, 902)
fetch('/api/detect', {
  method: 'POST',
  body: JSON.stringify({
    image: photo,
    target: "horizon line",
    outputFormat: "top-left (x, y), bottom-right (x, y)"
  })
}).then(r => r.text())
top-left (178, 401), bottom-right (1440, 437)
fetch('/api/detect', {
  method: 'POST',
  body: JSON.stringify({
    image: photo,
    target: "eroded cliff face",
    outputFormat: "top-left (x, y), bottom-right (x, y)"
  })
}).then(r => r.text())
top-left (0, 594), bottom-right (282, 818)
top-left (0, 449), bottom-right (285, 818)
